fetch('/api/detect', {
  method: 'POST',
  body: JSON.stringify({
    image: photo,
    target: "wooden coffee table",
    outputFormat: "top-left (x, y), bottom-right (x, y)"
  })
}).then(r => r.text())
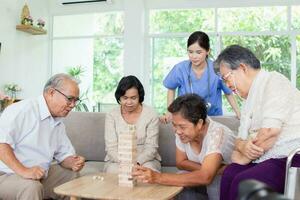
top-left (54, 173), bottom-right (183, 200)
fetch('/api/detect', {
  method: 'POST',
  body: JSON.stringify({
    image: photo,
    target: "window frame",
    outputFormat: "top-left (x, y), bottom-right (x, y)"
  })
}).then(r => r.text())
top-left (147, 6), bottom-right (300, 113)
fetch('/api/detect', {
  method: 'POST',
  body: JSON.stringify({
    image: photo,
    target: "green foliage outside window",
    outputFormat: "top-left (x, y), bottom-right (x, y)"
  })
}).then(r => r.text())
top-left (150, 9), bottom-right (214, 34)
top-left (151, 37), bottom-right (187, 114)
top-left (93, 13), bottom-right (124, 105)
top-left (297, 36), bottom-right (300, 89)
top-left (54, 6), bottom-right (300, 113)
top-left (93, 37), bottom-right (123, 103)
top-left (292, 6), bottom-right (300, 29)
top-left (218, 7), bottom-right (287, 32)
top-left (150, 7), bottom-right (296, 115)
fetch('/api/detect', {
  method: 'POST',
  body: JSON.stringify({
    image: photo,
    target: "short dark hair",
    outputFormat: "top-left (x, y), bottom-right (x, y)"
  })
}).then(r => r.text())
top-left (168, 94), bottom-right (207, 125)
top-left (215, 45), bottom-right (261, 71)
top-left (187, 31), bottom-right (210, 52)
top-left (115, 75), bottom-right (145, 104)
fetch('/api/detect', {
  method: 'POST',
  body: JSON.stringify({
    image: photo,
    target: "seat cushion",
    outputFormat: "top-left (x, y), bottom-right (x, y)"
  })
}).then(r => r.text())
top-left (158, 123), bottom-right (176, 167)
top-left (64, 112), bottom-right (106, 161)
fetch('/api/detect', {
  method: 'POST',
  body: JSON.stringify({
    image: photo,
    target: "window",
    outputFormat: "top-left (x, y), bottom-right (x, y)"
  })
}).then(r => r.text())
top-left (149, 8), bottom-right (215, 114)
top-left (52, 12), bottom-right (124, 111)
top-left (149, 6), bottom-right (298, 114)
top-left (149, 9), bottom-right (215, 34)
top-left (297, 36), bottom-right (300, 88)
top-left (221, 35), bottom-right (290, 79)
top-left (292, 6), bottom-right (300, 30)
top-left (218, 7), bottom-right (287, 32)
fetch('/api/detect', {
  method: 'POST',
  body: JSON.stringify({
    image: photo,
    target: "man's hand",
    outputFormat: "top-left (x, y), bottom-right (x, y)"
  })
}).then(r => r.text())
top-left (132, 165), bottom-right (160, 184)
top-left (20, 166), bottom-right (45, 180)
top-left (71, 156), bottom-right (85, 172)
top-left (61, 155), bottom-right (85, 172)
top-left (241, 139), bottom-right (264, 160)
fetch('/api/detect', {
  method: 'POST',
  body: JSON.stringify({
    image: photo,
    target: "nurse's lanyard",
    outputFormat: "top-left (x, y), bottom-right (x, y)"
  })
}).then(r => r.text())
top-left (188, 59), bottom-right (212, 109)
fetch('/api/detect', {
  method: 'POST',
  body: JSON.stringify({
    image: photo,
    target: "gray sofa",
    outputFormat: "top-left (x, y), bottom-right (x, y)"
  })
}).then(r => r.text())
top-left (63, 111), bottom-right (240, 175)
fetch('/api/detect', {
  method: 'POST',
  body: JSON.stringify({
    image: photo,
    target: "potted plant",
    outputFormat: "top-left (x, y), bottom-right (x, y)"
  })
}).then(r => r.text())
top-left (22, 15), bottom-right (33, 26)
top-left (37, 18), bottom-right (45, 29)
top-left (0, 91), bottom-right (11, 112)
top-left (4, 83), bottom-right (21, 100)
top-left (66, 66), bottom-right (89, 111)
top-left (67, 66), bottom-right (85, 83)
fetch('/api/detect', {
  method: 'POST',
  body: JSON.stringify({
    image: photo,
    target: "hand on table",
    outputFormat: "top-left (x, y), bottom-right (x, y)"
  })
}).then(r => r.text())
top-left (71, 155), bottom-right (85, 172)
top-left (132, 165), bottom-right (160, 184)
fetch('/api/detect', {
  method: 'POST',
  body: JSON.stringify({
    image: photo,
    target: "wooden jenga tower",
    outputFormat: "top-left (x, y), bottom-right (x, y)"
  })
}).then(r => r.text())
top-left (118, 125), bottom-right (137, 187)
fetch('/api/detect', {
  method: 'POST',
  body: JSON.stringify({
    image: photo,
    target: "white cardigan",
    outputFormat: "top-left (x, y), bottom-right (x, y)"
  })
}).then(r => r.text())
top-left (104, 104), bottom-right (161, 165)
top-left (239, 70), bottom-right (300, 163)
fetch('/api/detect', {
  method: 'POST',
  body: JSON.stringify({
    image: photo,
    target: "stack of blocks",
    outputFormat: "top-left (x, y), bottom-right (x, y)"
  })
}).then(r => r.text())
top-left (118, 125), bottom-right (137, 187)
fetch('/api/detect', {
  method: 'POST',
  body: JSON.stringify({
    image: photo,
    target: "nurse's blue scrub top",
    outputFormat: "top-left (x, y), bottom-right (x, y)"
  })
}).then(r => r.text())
top-left (163, 59), bottom-right (232, 116)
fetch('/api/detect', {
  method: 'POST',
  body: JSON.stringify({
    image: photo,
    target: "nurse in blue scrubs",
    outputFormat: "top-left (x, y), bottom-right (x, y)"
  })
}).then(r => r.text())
top-left (160, 31), bottom-right (240, 123)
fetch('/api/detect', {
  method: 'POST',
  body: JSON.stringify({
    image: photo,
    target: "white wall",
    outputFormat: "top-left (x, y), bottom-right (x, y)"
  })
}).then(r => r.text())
top-left (2, 0), bottom-right (300, 100)
top-left (145, 0), bottom-right (300, 9)
top-left (0, 0), bottom-right (50, 99)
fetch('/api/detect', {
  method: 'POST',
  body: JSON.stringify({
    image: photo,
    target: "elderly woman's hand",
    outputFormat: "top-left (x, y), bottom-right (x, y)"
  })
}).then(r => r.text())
top-left (132, 165), bottom-right (160, 184)
top-left (242, 139), bottom-right (264, 160)
top-left (254, 128), bottom-right (280, 151)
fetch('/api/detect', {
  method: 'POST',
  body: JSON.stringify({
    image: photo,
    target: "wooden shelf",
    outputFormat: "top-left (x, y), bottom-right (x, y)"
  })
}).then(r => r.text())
top-left (16, 24), bottom-right (47, 35)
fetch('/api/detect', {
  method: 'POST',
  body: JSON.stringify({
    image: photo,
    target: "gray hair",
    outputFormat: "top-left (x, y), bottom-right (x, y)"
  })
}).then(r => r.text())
top-left (43, 73), bottom-right (79, 93)
top-left (214, 45), bottom-right (261, 71)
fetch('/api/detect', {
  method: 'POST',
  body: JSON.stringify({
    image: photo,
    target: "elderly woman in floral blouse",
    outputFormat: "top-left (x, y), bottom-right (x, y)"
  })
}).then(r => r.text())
top-left (133, 94), bottom-right (236, 200)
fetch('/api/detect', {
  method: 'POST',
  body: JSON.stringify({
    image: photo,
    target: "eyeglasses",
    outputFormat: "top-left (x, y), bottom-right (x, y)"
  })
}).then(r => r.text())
top-left (221, 71), bottom-right (233, 83)
top-left (54, 88), bottom-right (81, 106)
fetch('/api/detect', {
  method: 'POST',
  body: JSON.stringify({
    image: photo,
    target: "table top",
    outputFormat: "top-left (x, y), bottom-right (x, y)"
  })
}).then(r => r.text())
top-left (54, 173), bottom-right (183, 200)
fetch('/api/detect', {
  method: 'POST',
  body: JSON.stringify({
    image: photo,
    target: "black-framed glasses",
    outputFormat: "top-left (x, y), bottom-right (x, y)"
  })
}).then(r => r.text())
top-left (54, 88), bottom-right (81, 106)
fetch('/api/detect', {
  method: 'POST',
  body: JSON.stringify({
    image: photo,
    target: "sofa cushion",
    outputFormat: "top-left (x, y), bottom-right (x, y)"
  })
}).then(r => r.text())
top-left (64, 112), bottom-right (106, 161)
top-left (211, 115), bottom-right (240, 135)
top-left (64, 112), bottom-right (240, 167)
top-left (158, 123), bottom-right (176, 166)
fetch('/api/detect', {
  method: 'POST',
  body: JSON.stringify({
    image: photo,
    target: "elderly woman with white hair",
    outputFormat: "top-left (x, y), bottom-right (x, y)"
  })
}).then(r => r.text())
top-left (215, 45), bottom-right (300, 200)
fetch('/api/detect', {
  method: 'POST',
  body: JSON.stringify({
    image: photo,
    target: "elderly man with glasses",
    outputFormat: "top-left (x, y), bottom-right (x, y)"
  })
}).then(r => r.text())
top-left (0, 73), bottom-right (85, 200)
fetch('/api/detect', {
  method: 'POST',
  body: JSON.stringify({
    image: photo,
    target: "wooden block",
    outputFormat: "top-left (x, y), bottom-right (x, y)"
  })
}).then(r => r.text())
top-left (118, 127), bottom-right (137, 187)
top-left (118, 167), bottom-right (137, 187)
top-left (118, 152), bottom-right (136, 158)
top-left (118, 174), bottom-right (133, 179)
top-left (119, 164), bottom-right (134, 172)
top-left (119, 181), bottom-right (136, 187)
top-left (118, 157), bottom-right (136, 162)
top-left (118, 177), bottom-right (136, 187)
top-left (119, 170), bottom-right (132, 176)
